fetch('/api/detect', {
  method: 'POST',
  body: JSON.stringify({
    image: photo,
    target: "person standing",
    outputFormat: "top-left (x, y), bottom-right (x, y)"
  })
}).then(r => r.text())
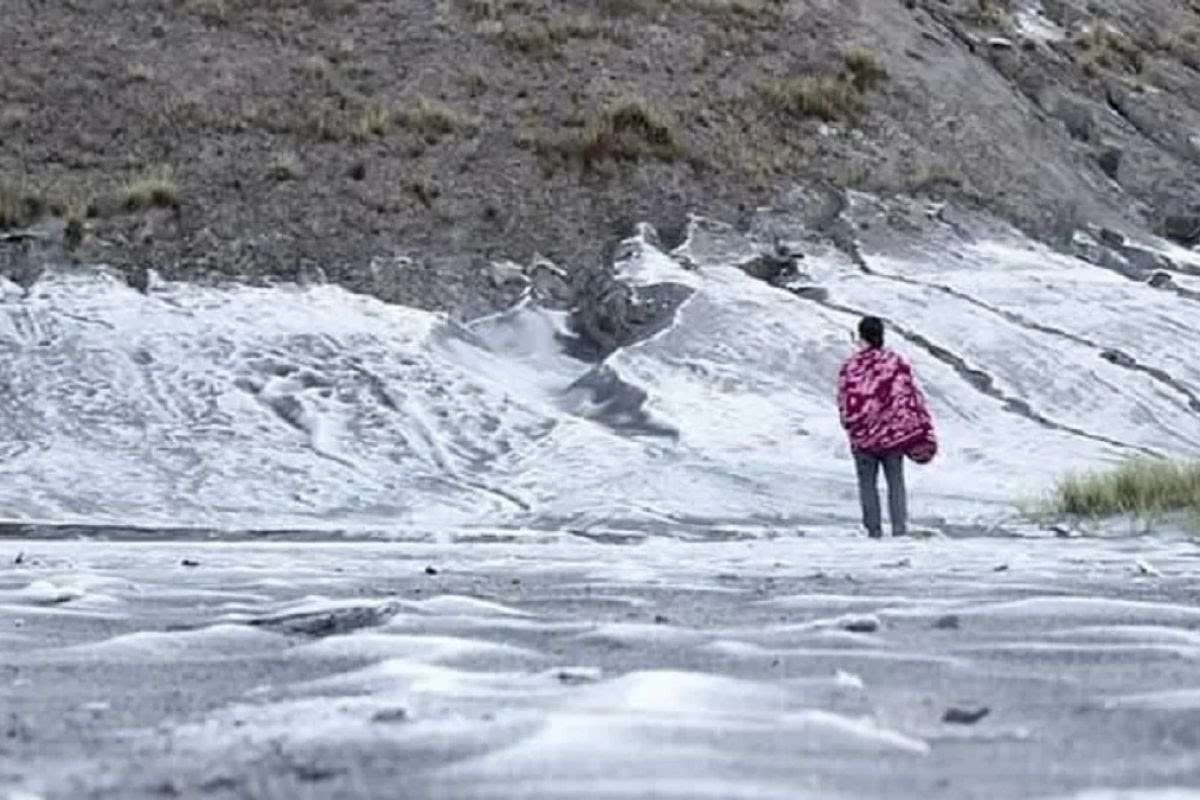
top-left (837, 316), bottom-right (937, 538)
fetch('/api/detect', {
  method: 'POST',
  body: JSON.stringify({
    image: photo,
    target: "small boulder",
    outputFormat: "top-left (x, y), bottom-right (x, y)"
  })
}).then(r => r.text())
top-left (933, 614), bottom-right (960, 630)
top-left (943, 706), bottom-right (990, 725)
top-left (1097, 146), bottom-right (1122, 180)
top-left (1163, 215), bottom-right (1200, 247)
top-left (1054, 97), bottom-right (1095, 142)
top-left (488, 260), bottom-right (527, 289)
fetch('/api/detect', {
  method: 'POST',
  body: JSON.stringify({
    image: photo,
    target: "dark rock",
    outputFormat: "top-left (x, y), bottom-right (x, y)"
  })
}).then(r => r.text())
top-left (567, 272), bottom-right (692, 361)
top-left (562, 365), bottom-right (678, 438)
top-left (556, 669), bottom-right (599, 685)
top-left (1054, 97), bottom-right (1095, 142)
top-left (1100, 349), bottom-right (1136, 368)
top-left (789, 285), bottom-right (830, 302)
top-left (1148, 271), bottom-right (1175, 289)
top-left (841, 615), bottom-right (879, 633)
top-left (1162, 215), bottom-right (1200, 247)
top-left (943, 706), bottom-right (990, 724)
top-left (738, 243), bottom-right (804, 285)
top-left (1098, 228), bottom-right (1125, 247)
top-left (1097, 146), bottom-right (1122, 181)
top-left (653, 614), bottom-right (670, 624)
top-left (933, 614), bottom-right (960, 630)
top-left (1119, 245), bottom-right (1171, 274)
top-left (370, 708), bottom-right (409, 723)
top-left (180, 558), bottom-right (200, 567)
top-left (424, 565), bottom-right (439, 575)
top-left (248, 601), bottom-right (401, 637)
top-left (349, 162), bottom-right (367, 181)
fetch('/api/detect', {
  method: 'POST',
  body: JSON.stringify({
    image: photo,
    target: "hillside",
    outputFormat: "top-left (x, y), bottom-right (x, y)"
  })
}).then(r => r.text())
top-left (3, 0), bottom-right (1200, 318)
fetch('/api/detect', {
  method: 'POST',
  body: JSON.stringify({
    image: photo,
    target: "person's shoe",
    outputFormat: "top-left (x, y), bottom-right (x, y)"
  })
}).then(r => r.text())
top-left (867, 530), bottom-right (883, 539)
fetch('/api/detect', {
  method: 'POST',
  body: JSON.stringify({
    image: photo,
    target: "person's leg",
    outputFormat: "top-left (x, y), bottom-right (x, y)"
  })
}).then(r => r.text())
top-left (853, 452), bottom-right (883, 538)
top-left (882, 453), bottom-right (908, 537)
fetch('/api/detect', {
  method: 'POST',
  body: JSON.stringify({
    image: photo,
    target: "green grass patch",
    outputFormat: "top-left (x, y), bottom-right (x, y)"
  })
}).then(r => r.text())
top-left (1053, 459), bottom-right (1200, 518)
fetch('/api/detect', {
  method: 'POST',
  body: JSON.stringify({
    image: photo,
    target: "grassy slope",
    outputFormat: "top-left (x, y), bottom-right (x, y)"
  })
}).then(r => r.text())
top-left (4, 0), bottom-right (1200, 316)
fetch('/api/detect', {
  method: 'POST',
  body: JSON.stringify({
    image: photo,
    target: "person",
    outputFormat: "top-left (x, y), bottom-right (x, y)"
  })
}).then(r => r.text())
top-left (837, 316), bottom-right (937, 538)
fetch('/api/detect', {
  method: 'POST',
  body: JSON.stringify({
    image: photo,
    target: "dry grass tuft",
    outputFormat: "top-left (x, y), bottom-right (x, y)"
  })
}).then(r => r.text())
top-left (559, 96), bottom-right (683, 168)
top-left (598, 0), bottom-right (780, 19)
top-left (495, 13), bottom-right (604, 55)
top-left (760, 47), bottom-right (887, 123)
top-left (267, 151), bottom-right (303, 181)
top-left (760, 75), bottom-right (864, 122)
top-left (354, 103), bottom-right (392, 139)
top-left (122, 167), bottom-right (178, 211)
top-left (126, 62), bottom-right (155, 83)
top-left (1075, 21), bottom-right (1145, 76)
top-left (959, 0), bottom-right (1014, 31)
top-left (398, 97), bottom-right (478, 139)
top-left (844, 47), bottom-right (888, 92)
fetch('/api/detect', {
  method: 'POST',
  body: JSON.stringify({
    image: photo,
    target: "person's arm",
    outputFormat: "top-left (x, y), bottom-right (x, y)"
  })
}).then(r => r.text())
top-left (836, 363), bottom-right (852, 431)
top-left (899, 356), bottom-right (934, 425)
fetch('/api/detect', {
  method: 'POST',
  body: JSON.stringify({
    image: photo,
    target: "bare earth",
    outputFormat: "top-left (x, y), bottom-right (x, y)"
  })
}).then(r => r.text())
top-left (3, 525), bottom-right (1200, 799)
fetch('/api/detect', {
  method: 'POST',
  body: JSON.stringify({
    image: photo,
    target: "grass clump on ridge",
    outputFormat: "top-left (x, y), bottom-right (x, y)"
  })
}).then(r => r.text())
top-left (1053, 459), bottom-right (1200, 518)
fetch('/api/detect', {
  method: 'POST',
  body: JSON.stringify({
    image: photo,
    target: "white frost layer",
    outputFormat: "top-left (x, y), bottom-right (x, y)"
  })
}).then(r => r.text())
top-left (1, 218), bottom-right (1198, 531)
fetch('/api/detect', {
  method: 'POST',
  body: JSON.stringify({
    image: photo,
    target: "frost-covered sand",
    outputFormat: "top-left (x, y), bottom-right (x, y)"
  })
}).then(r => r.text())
top-left (3, 529), bottom-right (1200, 799)
top-left (2, 199), bottom-right (1200, 798)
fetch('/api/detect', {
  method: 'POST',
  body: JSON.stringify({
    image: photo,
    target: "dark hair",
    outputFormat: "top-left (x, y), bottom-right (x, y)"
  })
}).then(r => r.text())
top-left (858, 316), bottom-right (884, 348)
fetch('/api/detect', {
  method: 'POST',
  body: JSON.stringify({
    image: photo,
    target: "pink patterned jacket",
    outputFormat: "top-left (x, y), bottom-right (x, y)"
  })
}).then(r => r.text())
top-left (837, 346), bottom-right (938, 463)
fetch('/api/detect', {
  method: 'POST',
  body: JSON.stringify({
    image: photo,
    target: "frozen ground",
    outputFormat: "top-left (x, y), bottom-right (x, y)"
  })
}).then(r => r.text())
top-left (2, 527), bottom-right (1200, 799)
top-left (2, 199), bottom-right (1200, 797)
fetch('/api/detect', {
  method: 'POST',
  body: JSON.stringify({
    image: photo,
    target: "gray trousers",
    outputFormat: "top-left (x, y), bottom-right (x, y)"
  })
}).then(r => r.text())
top-left (853, 451), bottom-right (907, 537)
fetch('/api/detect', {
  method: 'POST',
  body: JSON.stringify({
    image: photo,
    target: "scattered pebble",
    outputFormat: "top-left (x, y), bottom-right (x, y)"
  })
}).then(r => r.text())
top-left (180, 558), bottom-right (200, 568)
top-left (1135, 559), bottom-right (1162, 577)
top-left (653, 614), bottom-right (670, 624)
top-left (13, 551), bottom-right (24, 565)
top-left (555, 668), bottom-right (600, 685)
top-left (993, 564), bottom-right (1009, 572)
top-left (943, 706), bottom-right (990, 724)
top-left (370, 708), bottom-right (409, 724)
top-left (934, 614), bottom-right (960, 630)
top-left (841, 615), bottom-right (879, 633)
top-left (424, 566), bottom-right (439, 576)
